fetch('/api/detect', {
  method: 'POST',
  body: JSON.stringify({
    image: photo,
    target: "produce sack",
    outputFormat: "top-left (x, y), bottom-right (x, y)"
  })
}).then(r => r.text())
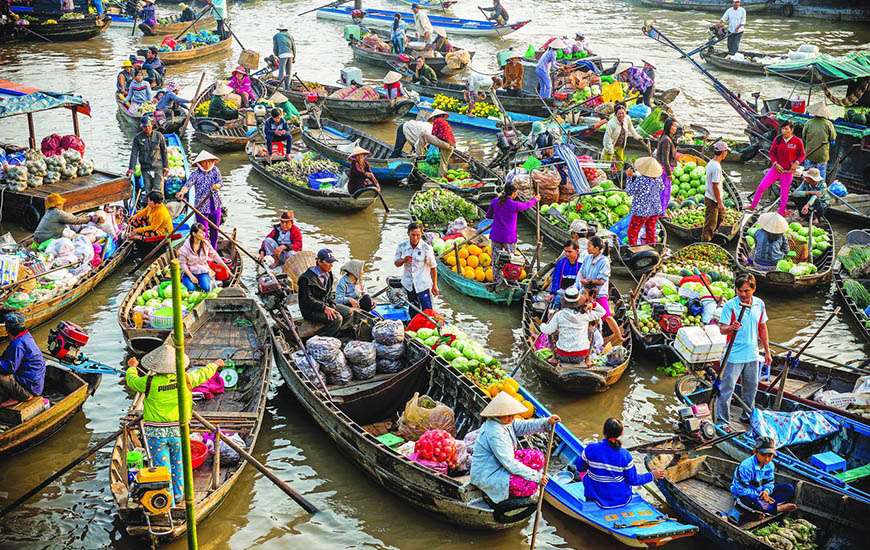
top-left (372, 319), bottom-right (404, 345)
top-left (531, 168), bottom-right (560, 204)
top-left (375, 341), bottom-right (406, 374)
top-left (307, 336), bottom-right (352, 385)
top-left (321, 352), bottom-right (352, 385)
top-left (60, 134), bottom-right (85, 156)
top-left (292, 349), bottom-right (323, 383)
top-left (509, 448), bottom-right (545, 497)
top-left (343, 340), bottom-right (377, 380)
top-left (397, 392), bottom-right (456, 440)
top-left (445, 50), bottom-right (471, 70)
top-left (414, 429), bottom-right (457, 470)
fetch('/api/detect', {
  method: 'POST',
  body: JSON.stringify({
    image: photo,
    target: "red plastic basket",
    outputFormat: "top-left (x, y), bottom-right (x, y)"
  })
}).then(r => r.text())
top-left (190, 440), bottom-right (208, 469)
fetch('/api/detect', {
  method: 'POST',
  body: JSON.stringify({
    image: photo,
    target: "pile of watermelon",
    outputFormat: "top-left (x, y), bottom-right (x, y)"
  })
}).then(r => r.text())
top-left (415, 429), bottom-right (457, 467)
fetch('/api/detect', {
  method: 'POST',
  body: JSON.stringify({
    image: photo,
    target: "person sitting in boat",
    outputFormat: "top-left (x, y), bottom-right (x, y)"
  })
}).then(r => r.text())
top-left (347, 147), bottom-right (380, 196)
top-left (576, 418), bottom-right (666, 508)
top-left (116, 59), bottom-right (136, 99)
top-left (178, 222), bottom-right (229, 292)
top-left (730, 436), bottom-right (797, 521)
top-left (124, 70), bottom-right (154, 111)
top-left (792, 167), bottom-right (828, 218)
top-left (625, 157), bottom-right (664, 246)
top-left (470, 392), bottom-right (558, 504)
top-left (34, 193), bottom-right (99, 244)
top-left (177, 150), bottom-right (223, 248)
top-left (129, 191), bottom-right (174, 240)
top-left (268, 91), bottom-right (299, 121)
top-left (143, 46), bottom-right (165, 89)
top-left (126, 344), bottom-right (223, 506)
top-left (480, 0), bottom-right (509, 25)
top-left (431, 28), bottom-right (454, 54)
top-left (298, 248), bottom-right (353, 338)
top-left (752, 212), bottom-right (790, 269)
top-left (539, 285), bottom-right (605, 366)
top-left (207, 82), bottom-right (238, 121)
top-left (137, 0), bottom-right (158, 36)
top-left (0, 313), bottom-right (46, 404)
top-left (573, 31), bottom-right (591, 56)
top-left (390, 13), bottom-right (407, 55)
top-left (546, 240), bottom-right (582, 308)
top-left (179, 2), bottom-right (196, 22)
top-left (155, 82), bottom-right (190, 120)
top-left (263, 108), bottom-right (291, 159)
top-left (411, 56), bottom-right (438, 85)
top-left (602, 103), bottom-right (645, 174)
top-left (228, 66), bottom-right (255, 108)
top-left (335, 260), bottom-right (373, 312)
top-left (569, 220), bottom-right (590, 252)
top-left (588, 319), bottom-right (604, 355)
top-left (259, 211), bottom-right (301, 268)
top-left (578, 235), bottom-right (624, 344)
top-left (410, 4), bottom-right (433, 42)
top-left (383, 71), bottom-right (406, 101)
top-left (503, 52), bottom-right (524, 93)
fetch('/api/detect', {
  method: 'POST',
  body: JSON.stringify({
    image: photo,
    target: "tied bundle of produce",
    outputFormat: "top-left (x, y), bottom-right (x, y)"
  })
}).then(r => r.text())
top-left (838, 245), bottom-right (870, 278)
top-left (509, 448), bottom-right (545, 497)
top-left (413, 429), bottom-right (458, 471)
top-left (343, 340), bottom-right (377, 380)
top-left (531, 168), bottom-right (560, 204)
top-left (291, 349), bottom-right (323, 384)
top-left (397, 392), bottom-right (455, 440)
top-left (372, 319), bottom-right (406, 373)
top-left (264, 156), bottom-right (341, 188)
top-left (307, 335), bottom-right (352, 385)
top-left (409, 188), bottom-right (480, 227)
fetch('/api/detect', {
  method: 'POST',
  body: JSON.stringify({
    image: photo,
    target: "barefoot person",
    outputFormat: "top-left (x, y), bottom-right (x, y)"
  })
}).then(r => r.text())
top-left (730, 436), bottom-right (797, 521)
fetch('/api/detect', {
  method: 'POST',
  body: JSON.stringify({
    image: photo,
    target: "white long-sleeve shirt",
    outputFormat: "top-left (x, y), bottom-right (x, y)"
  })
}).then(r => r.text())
top-left (721, 6), bottom-right (746, 34)
top-left (539, 303), bottom-right (606, 353)
top-left (414, 10), bottom-right (433, 39)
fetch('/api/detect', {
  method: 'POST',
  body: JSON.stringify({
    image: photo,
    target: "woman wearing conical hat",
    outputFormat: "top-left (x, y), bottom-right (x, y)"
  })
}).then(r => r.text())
top-left (347, 147), bottom-right (380, 196)
top-left (177, 150), bottom-right (224, 248)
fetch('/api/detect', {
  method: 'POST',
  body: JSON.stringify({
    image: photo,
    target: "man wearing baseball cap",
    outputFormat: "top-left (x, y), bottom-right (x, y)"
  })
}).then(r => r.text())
top-left (702, 140), bottom-right (731, 242)
top-left (729, 436), bottom-right (796, 521)
top-left (297, 248), bottom-right (353, 337)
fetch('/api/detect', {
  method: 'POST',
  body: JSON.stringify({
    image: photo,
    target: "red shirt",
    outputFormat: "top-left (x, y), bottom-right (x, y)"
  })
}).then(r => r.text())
top-left (768, 135), bottom-right (805, 168)
top-left (431, 118), bottom-right (455, 146)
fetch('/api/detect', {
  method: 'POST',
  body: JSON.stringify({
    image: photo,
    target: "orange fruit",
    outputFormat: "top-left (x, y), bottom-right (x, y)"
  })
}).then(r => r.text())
top-left (467, 255), bottom-right (479, 268)
top-left (462, 266), bottom-right (476, 280)
top-left (459, 247), bottom-right (470, 259)
top-left (468, 244), bottom-right (482, 256)
top-left (444, 254), bottom-right (456, 266)
top-left (474, 266), bottom-right (486, 282)
top-left (520, 269), bottom-right (527, 280)
top-left (485, 268), bottom-right (494, 282)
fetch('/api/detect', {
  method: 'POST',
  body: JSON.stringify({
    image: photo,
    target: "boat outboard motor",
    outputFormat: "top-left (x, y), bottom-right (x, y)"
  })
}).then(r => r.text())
top-left (47, 321), bottom-right (90, 362)
top-left (257, 272), bottom-right (290, 312)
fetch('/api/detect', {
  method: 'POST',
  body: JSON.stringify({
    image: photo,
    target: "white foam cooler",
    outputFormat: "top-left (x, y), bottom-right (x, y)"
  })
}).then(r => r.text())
top-left (674, 325), bottom-right (726, 364)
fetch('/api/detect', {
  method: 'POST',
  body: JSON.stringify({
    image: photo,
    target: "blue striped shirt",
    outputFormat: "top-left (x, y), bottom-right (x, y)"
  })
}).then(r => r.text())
top-left (578, 440), bottom-right (652, 508)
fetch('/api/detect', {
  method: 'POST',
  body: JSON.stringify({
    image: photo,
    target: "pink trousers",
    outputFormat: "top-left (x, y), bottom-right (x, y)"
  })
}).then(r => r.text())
top-left (750, 168), bottom-right (793, 215)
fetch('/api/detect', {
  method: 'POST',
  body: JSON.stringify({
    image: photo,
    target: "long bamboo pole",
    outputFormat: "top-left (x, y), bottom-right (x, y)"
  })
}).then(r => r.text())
top-left (529, 423), bottom-right (556, 550)
top-left (171, 259), bottom-right (198, 549)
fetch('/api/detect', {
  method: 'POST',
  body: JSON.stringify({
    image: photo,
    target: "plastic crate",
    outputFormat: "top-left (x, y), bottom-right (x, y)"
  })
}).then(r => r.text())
top-left (809, 451), bottom-right (846, 473)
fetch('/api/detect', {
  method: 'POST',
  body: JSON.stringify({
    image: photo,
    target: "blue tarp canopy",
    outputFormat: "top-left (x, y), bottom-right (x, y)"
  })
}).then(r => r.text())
top-left (0, 80), bottom-right (90, 119)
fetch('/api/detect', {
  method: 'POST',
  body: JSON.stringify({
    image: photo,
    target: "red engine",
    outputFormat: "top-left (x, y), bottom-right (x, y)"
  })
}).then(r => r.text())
top-left (657, 314), bottom-right (683, 335)
top-left (47, 321), bottom-right (90, 362)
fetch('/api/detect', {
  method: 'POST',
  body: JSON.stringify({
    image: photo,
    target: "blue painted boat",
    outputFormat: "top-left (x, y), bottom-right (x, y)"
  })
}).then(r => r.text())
top-left (676, 376), bottom-right (870, 504)
top-left (519, 387), bottom-right (699, 547)
top-left (316, 6), bottom-right (530, 37)
top-left (108, 13), bottom-right (134, 28)
top-left (300, 119), bottom-right (413, 183)
top-left (393, 0), bottom-right (457, 12)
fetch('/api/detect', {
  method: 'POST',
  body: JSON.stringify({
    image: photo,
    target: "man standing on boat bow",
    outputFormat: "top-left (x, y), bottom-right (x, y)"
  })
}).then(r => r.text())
top-left (719, 0), bottom-right (747, 57)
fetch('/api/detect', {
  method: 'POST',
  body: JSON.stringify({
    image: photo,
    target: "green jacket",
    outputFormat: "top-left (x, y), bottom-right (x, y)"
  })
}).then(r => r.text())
top-left (802, 117), bottom-right (837, 163)
top-left (126, 364), bottom-right (218, 423)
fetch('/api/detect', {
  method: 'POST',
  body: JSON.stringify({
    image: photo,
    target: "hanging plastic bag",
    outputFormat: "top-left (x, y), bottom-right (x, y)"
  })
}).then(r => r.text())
top-left (397, 393), bottom-right (456, 440)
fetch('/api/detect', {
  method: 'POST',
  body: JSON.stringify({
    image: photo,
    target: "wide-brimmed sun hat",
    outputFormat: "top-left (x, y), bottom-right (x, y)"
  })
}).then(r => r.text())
top-left (280, 210), bottom-right (295, 221)
top-left (481, 391), bottom-right (527, 417)
top-left (427, 109), bottom-right (449, 120)
top-left (268, 91), bottom-right (288, 103)
top-left (121, 59), bottom-right (133, 68)
top-left (808, 101), bottom-right (832, 119)
top-left (635, 156), bottom-right (664, 178)
top-left (141, 342), bottom-right (190, 374)
top-left (435, 28), bottom-right (447, 38)
top-left (192, 150), bottom-right (220, 166)
top-left (232, 65), bottom-right (247, 75)
top-left (348, 146), bottom-right (370, 158)
top-left (548, 38), bottom-right (568, 49)
top-left (383, 71), bottom-right (402, 85)
top-left (562, 286), bottom-right (581, 307)
top-left (757, 212), bottom-right (788, 234)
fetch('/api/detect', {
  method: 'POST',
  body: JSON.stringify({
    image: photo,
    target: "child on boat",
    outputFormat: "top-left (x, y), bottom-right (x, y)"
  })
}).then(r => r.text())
top-left (538, 285), bottom-right (605, 365)
top-left (729, 436), bottom-right (797, 522)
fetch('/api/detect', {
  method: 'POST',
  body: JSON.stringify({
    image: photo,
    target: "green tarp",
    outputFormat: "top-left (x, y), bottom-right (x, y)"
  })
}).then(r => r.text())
top-left (767, 52), bottom-right (870, 83)
top-left (775, 111), bottom-right (869, 139)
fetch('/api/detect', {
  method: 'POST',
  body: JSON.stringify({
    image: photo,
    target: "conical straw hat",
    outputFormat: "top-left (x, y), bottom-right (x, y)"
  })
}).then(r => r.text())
top-left (481, 391), bottom-right (527, 417)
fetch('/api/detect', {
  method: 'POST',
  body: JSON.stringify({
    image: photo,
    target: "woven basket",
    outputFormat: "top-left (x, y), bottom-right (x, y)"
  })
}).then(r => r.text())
top-left (282, 250), bottom-right (317, 293)
top-left (787, 237), bottom-right (809, 262)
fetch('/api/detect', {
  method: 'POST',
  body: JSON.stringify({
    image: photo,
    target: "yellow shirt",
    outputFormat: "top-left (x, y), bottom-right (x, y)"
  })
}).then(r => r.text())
top-left (132, 203), bottom-right (174, 236)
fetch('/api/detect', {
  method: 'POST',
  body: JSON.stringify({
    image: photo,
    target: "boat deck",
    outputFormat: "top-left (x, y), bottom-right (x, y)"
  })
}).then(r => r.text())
top-left (827, 194), bottom-right (870, 227)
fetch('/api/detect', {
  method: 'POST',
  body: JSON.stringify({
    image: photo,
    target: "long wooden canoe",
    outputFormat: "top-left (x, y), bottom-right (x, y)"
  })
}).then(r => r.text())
top-left (0, 363), bottom-right (98, 457)
top-left (117, 236), bottom-right (243, 355)
top-left (269, 79), bottom-right (415, 123)
top-left (404, 78), bottom-right (551, 117)
top-left (115, 95), bottom-right (186, 134)
top-left (522, 268), bottom-right (632, 393)
top-left (735, 211), bottom-right (835, 292)
top-left (700, 48), bottom-right (843, 85)
top-left (316, 6), bottom-right (530, 37)
top-left (348, 37), bottom-right (473, 76)
top-left (3, 13), bottom-right (112, 43)
top-left (145, 14), bottom-right (216, 36)
top-left (110, 289), bottom-right (274, 541)
top-left (833, 231), bottom-right (870, 345)
top-left (160, 35), bottom-right (233, 66)
top-left (638, 0), bottom-right (772, 13)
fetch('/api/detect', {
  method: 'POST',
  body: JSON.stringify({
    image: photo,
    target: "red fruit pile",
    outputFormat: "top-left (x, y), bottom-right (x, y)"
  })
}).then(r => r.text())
top-left (577, 155), bottom-right (598, 182)
top-left (415, 429), bottom-right (457, 466)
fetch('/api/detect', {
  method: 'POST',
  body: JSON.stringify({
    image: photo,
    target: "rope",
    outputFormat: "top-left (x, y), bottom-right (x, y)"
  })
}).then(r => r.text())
top-left (820, 77), bottom-right (870, 107)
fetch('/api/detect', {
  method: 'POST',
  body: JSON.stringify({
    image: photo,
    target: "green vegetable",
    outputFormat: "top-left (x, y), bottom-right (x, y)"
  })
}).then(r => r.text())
top-left (838, 245), bottom-right (870, 277)
top-left (409, 188), bottom-right (480, 227)
top-left (843, 278), bottom-right (870, 310)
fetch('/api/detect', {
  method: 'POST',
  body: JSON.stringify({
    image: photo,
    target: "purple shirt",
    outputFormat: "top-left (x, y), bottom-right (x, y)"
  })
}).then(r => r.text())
top-left (486, 196), bottom-right (538, 244)
top-left (186, 167), bottom-right (223, 216)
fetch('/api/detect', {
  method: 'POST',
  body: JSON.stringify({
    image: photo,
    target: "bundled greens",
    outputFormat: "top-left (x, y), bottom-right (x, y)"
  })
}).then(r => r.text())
top-left (409, 188), bottom-right (479, 227)
top-left (838, 245), bottom-right (870, 277)
top-left (753, 518), bottom-right (818, 550)
top-left (843, 279), bottom-right (870, 310)
top-left (264, 156), bottom-right (340, 188)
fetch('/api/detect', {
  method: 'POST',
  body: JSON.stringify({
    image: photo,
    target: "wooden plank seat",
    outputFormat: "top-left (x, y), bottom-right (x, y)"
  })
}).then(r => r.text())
top-left (0, 396), bottom-right (46, 425)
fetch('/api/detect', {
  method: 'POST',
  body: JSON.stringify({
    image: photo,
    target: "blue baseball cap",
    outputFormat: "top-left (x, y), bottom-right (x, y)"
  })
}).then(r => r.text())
top-left (316, 248), bottom-right (337, 263)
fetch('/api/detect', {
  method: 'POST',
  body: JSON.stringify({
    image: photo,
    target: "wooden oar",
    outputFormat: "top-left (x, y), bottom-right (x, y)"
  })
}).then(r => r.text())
top-left (529, 423), bottom-right (556, 550)
top-left (709, 301), bottom-right (750, 421)
top-left (191, 410), bottom-right (318, 513)
top-left (296, 0), bottom-right (352, 17)
top-left (351, 185), bottom-right (390, 213)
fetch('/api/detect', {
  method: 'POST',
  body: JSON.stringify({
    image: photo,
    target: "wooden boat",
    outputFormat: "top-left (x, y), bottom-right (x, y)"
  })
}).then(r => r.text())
top-left (517, 390), bottom-right (698, 545)
top-left (316, 6), bottom-right (531, 37)
top-left (266, 305), bottom-right (538, 529)
top-left (758, 355), bottom-right (869, 423)
top-left (245, 141), bottom-right (379, 212)
top-left (115, 95), bottom-right (186, 134)
top-left (0, 362), bottom-right (99, 457)
top-left (699, 48), bottom-right (841, 85)
top-left (833, 230), bottom-right (870, 345)
top-left (647, 452), bottom-right (868, 549)
top-left (629, 243), bottom-right (737, 364)
top-left (0, 234), bottom-right (133, 340)
top-left (522, 269), bottom-right (633, 393)
top-left (409, 94), bottom-right (543, 135)
top-left (110, 290), bottom-right (273, 541)
top-left (268, 79), bottom-right (415, 123)
top-left (348, 35), bottom-right (473, 76)
top-left (405, 79), bottom-right (551, 117)
top-left (145, 13), bottom-right (216, 36)
top-left (159, 35), bottom-right (233, 66)
top-left (4, 11), bottom-right (111, 42)
top-left (300, 118), bottom-right (414, 183)
top-left (826, 193), bottom-right (870, 228)
top-left (638, 0), bottom-right (772, 13)
top-left (394, 0), bottom-right (457, 11)
top-left (436, 253), bottom-right (526, 305)
top-left (117, 237), bottom-right (244, 355)
top-left (735, 211), bottom-right (835, 292)
top-left (675, 374), bottom-right (870, 503)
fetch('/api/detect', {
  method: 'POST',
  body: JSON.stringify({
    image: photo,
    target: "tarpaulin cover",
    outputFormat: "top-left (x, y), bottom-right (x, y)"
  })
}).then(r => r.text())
top-left (0, 80), bottom-right (91, 119)
top-left (750, 408), bottom-right (841, 449)
top-left (767, 52), bottom-right (870, 83)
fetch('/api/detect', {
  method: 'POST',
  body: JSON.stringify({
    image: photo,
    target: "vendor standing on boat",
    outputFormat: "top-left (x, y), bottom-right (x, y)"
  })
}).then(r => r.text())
top-left (536, 39), bottom-right (566, 100)
top-left (298, 248), bottom-right (353, 337)
top-left (126, 345), bottom-right (222, 506)
top-left (391, 118), bottom-right (434, 157)
top-left (127, 117), bottom-right (168, 198)
top-left (0, 313), bottom-right (45, 403)
top-left (486, 183), bottom-right (539, 285)
top-left (792, 167), bottom-right (828, 217)
top-left (429, 110), bottom-right (456, 176)
top-left (577, 236), bottom-right (624, 344)
top-left (259, 211), bottom-right (302, 267)
top-left (178, 222), bottom-right (229, 292)
top-left (802, 102), bottom-right (837, 181)
top-left (273, 26), bottom-right (296, 91)
top-left (411, 3), bottom-right (433, 42)
top-left (480, 0), bottom-right (509, 25)
top-left (470, 392), bottom-right (559, 504)
top-left (394, 221), bottom-right (439, 312)
top-left (347, 147), bottom-right (380, 196)
top-left (752, 212), bottom-right (790, 269)
top-left (577, 418), bottom-right (666, 508)
top-left (730, 436), bottom-right (797, 520)
top-left (547, 240), bottom-right (582, 307)
top-left (625, 157), bottom-right (664, 246)
top-left (748, 121), bottom-right (805, 216)
top-left (703, 141), bottom-right (731, 242)
top-left (34, 194), bottom-right (99, 243)
top-left (176, 150), bottom-right (224, 248)
top-left (717, 272), bottom-right (771, 424)
top-left (602, 104), bottom-right (645, 174)
top-left (720, 0), bottom-right (746, 56)
top-left (655, 118), bottom-right (678, 215)
top-left (211, 0), bottom-right (228, 39)
top-left (390, 13), bottom-right (407, 54)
